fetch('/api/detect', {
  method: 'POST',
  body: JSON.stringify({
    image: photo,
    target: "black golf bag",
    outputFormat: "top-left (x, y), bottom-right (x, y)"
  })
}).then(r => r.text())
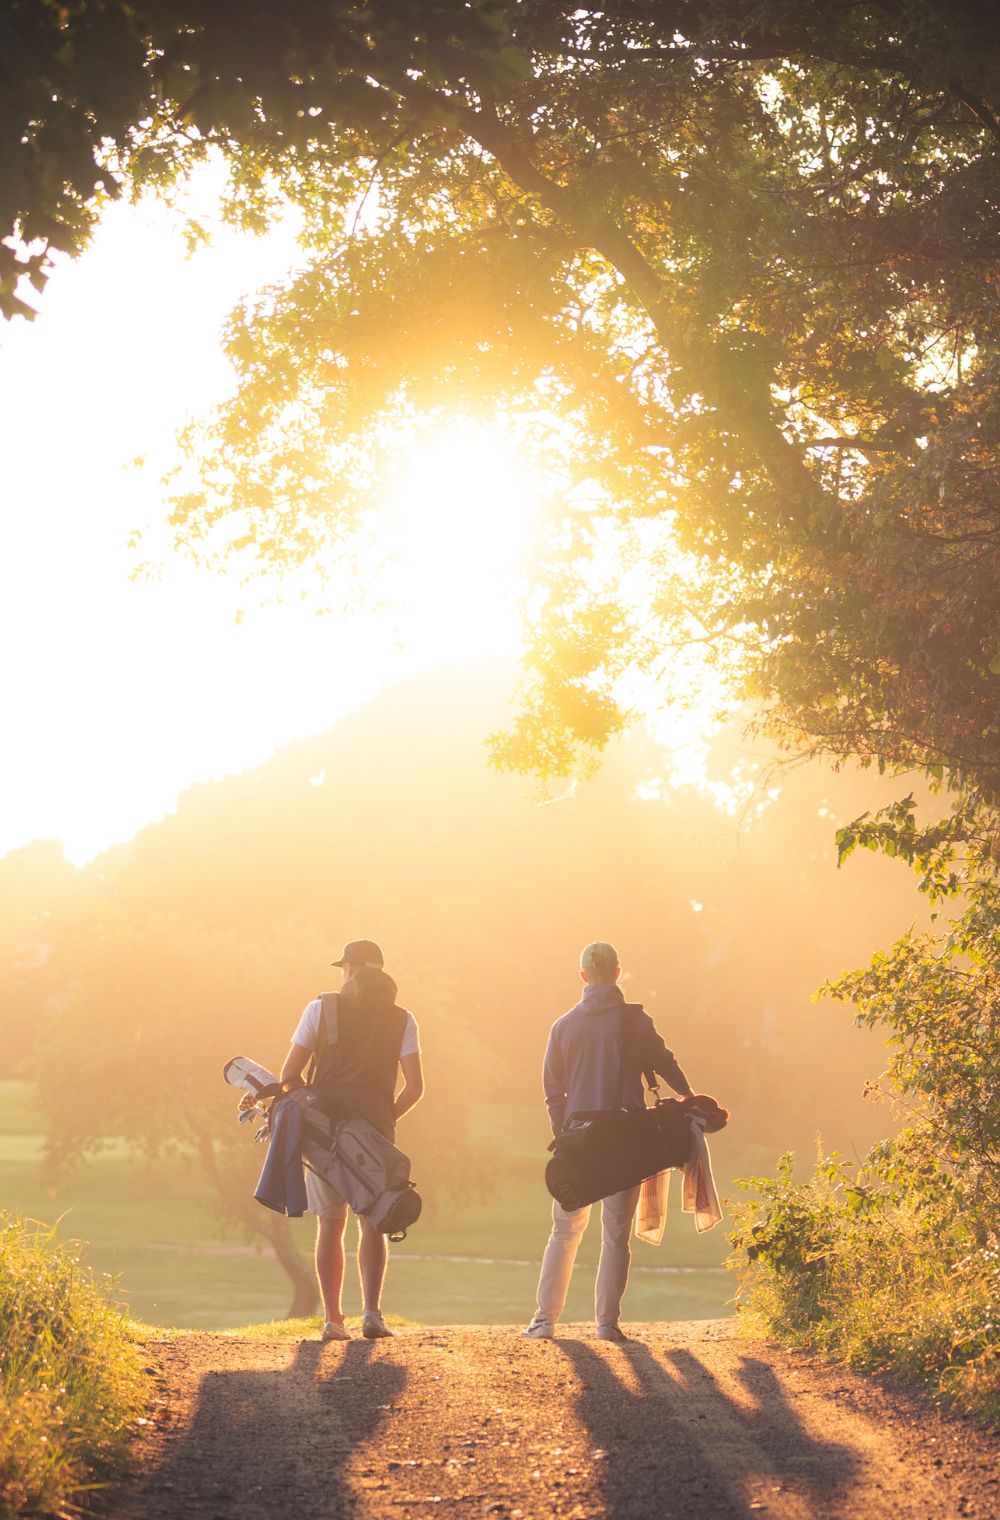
top-left (545, 1097), bottom-right (699, 1211)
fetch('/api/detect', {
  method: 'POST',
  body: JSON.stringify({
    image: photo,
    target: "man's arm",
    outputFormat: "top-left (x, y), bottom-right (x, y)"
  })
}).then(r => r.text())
top-left (641, 1020), bottom-right (693, 1097)
top-left (543, 1031), bottom-right (567, 1137)
top-left (394, 1052), bottom-right (424, 1121)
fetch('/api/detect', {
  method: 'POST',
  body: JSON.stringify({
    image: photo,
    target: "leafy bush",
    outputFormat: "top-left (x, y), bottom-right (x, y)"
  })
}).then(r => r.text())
top-left (730, 1139), bottom-right (1000, 1422)
top-left (730, 782), bottom-right (1000, 1424)
top-left (0, 1214), bottom-right (147, 1518)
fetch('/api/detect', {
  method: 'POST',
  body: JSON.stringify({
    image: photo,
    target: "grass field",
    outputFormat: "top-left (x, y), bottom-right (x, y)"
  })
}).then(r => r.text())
top-left (0, 1082), bottom-right (757, 1329)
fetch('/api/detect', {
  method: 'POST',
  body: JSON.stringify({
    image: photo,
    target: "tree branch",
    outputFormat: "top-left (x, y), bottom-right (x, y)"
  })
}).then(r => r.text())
top-left (948, 84), bottom-right (1000, 147)
top-left (439, 97), bottom-right (830, 531)
top-left (558, 34), bottom-right (1000, 149)
top-left (797, 436), bottom-right (907, 456)
top-left (552, 36), bottom-right (908, 72)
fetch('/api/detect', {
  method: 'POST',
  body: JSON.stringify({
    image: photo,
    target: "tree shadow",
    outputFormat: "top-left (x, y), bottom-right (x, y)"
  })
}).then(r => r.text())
top-left (555, 1337), bottom-right (859, 1520)
top-left (123, 1339), bottom-right (406, 1519)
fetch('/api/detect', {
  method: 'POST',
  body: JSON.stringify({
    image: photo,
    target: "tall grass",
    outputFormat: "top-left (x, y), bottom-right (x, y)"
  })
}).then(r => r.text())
top-left (729, 1150), bottom-right (1000, 1424)
top-left (0, 1213), bottom-right (147, 1518)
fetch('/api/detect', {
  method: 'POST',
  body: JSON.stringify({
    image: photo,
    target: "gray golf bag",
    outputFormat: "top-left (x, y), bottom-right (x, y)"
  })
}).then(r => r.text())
top-left (224, 1056), bottom-right (422, 1240)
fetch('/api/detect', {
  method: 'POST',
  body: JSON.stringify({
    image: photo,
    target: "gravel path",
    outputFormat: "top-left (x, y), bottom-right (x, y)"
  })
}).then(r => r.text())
top-left (111, 1321), bottom-right (999, 1519)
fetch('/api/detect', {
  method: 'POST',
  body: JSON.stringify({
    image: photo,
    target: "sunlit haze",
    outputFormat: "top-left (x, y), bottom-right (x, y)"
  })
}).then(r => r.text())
top-left (0, 176), bottom-right (545, 864)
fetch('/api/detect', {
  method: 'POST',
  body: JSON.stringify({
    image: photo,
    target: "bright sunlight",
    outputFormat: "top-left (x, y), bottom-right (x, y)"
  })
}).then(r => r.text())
top-left (0, 162), bottom-right (721, 866)
top-left (372, 426), bottom-right (540, 655)
top-left (0, 180), bottom-right (543, 863)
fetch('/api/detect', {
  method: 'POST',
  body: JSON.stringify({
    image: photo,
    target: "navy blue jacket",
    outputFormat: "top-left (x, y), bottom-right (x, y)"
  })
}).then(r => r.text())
top-left (544, 982), bottom-right (692, 1136)
top-left (254, 1094), bottom-right (309, 1217)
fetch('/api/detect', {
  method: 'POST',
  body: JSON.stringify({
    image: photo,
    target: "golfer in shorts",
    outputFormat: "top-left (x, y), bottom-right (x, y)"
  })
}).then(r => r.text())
top-left (280, 939), bottom-right (424, 1340)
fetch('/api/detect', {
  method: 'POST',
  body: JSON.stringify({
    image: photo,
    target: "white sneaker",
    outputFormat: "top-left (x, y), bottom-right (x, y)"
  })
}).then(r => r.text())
top-left (321, 1320), bottom-right (351, 1342)
top-left (597, 1323), bottom-right (629, 1342)
top-left (522, 1318), bottom-right (555, 1339)
top-left (362, 1310), bottom-right (393, 1339)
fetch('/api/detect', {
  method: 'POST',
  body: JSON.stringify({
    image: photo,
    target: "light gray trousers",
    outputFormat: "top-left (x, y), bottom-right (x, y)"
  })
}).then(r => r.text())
top-left (534, 1184), bottom-right (641, 1327)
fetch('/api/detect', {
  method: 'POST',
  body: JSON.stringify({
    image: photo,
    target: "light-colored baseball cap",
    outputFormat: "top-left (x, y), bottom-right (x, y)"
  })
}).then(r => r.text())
top-left (580, 941), bottom-right (620, 971)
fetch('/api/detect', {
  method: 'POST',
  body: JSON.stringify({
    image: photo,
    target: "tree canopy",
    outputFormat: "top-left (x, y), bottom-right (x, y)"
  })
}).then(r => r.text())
top-left (5, 1), bottom-right (1000, 792)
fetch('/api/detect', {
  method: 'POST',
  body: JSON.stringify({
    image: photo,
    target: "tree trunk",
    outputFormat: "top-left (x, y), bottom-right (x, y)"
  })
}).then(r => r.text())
top-left (195, 1130), bottom-right (319, 1320)
top-left (259, 1214), bottom-right (319, 1319)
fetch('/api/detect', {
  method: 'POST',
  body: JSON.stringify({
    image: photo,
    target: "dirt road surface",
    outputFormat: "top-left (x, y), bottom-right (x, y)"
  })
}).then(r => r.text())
top-left (112, 1322), bottom-right (999, 1520)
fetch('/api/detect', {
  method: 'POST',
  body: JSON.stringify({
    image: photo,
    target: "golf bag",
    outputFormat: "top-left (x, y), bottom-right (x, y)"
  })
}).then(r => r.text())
top-left (545, 1092), bottom-right (729, 1212)
top-left (544, 1097), bottom-right (687, 1212)
top-left (543, 1000), bottom-right (729, 1212)
top-left (223, 1056), bottom-right (422, 1240)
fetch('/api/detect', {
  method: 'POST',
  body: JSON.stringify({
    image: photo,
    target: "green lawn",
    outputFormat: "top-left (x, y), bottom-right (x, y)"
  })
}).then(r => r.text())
top-left (0, 1081), bottom-right (748, 1329)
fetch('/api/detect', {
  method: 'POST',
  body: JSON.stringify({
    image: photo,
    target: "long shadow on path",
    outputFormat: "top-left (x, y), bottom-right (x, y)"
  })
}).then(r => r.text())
top-left (556, 1338), bottom-right (859, 1520)
top-left (116, 1339), bottom-right (406, 1520)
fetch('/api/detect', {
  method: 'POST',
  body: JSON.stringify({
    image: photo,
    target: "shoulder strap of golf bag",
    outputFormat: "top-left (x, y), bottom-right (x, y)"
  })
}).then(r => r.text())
top-left (616, 1003), bottom-right (660, 1109)
top-left (305, 992), bottom-right (339, 1086)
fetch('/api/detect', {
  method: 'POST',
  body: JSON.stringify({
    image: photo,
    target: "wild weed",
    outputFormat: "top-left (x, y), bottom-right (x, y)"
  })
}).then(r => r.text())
top-left (0, 1213), bottom-right (147, 1518)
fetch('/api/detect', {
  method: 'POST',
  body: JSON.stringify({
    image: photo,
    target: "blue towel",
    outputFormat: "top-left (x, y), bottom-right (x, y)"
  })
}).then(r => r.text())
top-left (254, 1094), bottom-right (309, 1217)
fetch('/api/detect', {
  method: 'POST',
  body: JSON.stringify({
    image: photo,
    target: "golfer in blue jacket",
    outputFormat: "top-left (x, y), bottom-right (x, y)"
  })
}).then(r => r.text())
top-left (524, 941), bottom-right (694, 1341)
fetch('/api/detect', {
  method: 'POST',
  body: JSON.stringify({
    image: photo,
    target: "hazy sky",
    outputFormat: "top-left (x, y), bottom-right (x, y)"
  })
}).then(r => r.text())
top-left (0, 174), bottom-right (539, 865)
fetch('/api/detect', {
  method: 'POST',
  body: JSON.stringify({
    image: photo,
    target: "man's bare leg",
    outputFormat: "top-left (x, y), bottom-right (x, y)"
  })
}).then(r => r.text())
top-left (315, 1213), bottom-right (348, 1324)
top-left (358, 1215), bottom-right (388, 1313)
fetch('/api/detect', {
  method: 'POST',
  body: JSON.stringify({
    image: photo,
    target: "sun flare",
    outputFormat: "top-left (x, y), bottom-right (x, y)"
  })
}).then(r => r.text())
top-left (370, 424), bottom-right (540, 657)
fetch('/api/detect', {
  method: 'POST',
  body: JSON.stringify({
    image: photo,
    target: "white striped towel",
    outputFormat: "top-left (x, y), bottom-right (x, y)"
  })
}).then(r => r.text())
top-left (636, 1170), bottom-right (669, 1245)
top-left (682, 1116), bottom-right (723, 1233)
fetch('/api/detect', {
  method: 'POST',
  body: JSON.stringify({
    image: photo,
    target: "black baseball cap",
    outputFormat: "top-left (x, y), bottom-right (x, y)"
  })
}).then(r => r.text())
top-left (331, 939), bottom-right (384, 969)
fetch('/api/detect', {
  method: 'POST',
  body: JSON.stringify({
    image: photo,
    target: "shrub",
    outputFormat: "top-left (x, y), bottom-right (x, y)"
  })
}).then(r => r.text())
top-left (729, 1139), bottom-right (1000, 1423)
top-left (0, 1213), bottom-right (147, 1518)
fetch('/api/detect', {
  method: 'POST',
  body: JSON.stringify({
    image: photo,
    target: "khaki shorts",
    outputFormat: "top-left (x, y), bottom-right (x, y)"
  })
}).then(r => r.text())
top-left (304, 1166), bottom-right (348, 1219)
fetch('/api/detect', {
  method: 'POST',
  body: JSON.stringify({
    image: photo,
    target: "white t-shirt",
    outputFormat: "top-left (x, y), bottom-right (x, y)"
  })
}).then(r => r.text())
top-left (292, 997), bottom-right (421, 1059)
